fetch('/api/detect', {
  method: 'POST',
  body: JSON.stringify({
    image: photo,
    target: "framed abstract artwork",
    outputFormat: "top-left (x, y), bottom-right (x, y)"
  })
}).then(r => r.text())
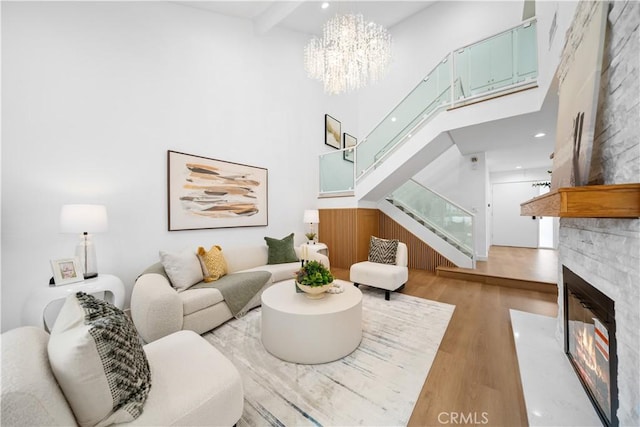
top-left (325, 114), bottom-right (341, 149)
top-left (343, 133), bottom-right (357, 162)
top-left (168, 150), bottom-right (268, 231)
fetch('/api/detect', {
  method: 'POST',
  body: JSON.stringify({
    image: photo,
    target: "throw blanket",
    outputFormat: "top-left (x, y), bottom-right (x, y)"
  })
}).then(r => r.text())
top-left (141, 263), bottom-right (272, 318)
top-left (190, 271), bottom-right (272, 317)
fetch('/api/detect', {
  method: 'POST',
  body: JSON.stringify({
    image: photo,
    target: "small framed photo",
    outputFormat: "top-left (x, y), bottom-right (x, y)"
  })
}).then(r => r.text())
top-left (325, 114), bottom-right (341, 149)
top-left (343, 133), bottom-right (357, 162)
top-left (50, 258), bottom-right (84, 286)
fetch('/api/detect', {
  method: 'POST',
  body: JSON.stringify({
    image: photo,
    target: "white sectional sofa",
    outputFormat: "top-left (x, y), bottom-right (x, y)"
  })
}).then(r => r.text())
top-left (1, 327), bottom-right (243, 426)
top-left (131, 245), bottom-right (330, 343)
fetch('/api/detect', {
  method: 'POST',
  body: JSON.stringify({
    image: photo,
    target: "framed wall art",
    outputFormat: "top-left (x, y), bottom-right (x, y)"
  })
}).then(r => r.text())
top-left (343, 133), bottom-right (357, 162)
top-left (325, 114), bottom-right (341, 149)
top-left (50, 257), bottom-right (84, 286)
top-left (551, 1), bottom-right (607, 189)
top-left (168, 150), bottom-right (268, 231)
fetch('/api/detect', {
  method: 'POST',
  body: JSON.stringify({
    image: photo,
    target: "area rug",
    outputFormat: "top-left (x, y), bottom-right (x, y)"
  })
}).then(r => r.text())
top-left (203, 287), bottom-right (455, 426)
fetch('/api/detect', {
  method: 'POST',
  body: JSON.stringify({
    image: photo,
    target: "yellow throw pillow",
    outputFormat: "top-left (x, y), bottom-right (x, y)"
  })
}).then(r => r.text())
top-left (197, 245), bottom-right (228, 283)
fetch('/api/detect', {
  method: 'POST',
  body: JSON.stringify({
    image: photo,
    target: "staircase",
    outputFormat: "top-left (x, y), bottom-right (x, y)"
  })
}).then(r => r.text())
top-left (381, 180), bottom-right (475, 268)
top-left (386, 199), bottom-right (473, 258)
top-left (319, 18), bottom-right (541, 267)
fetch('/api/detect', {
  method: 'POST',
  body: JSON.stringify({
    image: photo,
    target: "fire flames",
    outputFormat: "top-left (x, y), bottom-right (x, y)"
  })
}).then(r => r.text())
top-left (569, 318), bottom-right (611, 419)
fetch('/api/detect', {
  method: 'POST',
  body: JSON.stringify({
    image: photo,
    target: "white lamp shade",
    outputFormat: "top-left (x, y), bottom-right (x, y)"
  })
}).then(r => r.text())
top-left (303, 209), bottom-right (319, 224)
top-left (60, 204), bottom-right (108, 233)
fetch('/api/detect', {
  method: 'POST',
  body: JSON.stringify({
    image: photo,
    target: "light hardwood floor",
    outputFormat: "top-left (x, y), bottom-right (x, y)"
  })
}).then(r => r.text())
top-left (332, 249), bottom-right (558, 427)
top-left (444, 246), bottom-right (559, 284)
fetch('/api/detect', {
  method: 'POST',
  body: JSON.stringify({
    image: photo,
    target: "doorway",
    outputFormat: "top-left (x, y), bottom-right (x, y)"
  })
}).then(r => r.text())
top-left (491, 181), bottom-right (539, 248)
top-left (537, 186), bottom-right (554, 248)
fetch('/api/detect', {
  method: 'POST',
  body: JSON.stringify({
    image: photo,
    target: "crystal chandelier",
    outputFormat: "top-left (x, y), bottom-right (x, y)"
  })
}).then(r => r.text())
top-left (304, 13), bottom-right (392, 95)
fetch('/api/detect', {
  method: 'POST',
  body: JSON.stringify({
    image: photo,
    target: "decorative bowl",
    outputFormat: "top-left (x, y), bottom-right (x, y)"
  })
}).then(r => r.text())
top-left (296, 282), bottom-right (332, 299)
top-left (294, 260), bottom-right (333, 299)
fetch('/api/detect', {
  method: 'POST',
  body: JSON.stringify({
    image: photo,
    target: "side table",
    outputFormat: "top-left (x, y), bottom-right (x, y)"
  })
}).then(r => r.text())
top-left (23, 274), bottom-right (126, 331)
top-left (301, 242), bottom-right (329, 257)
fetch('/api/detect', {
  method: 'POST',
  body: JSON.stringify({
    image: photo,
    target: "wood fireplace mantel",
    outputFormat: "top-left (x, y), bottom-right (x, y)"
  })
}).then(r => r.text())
top-left (520, 183), bottom-right (640, 218)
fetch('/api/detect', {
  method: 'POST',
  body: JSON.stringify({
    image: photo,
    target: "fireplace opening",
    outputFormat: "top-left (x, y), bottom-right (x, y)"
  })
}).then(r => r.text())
top-left (563, 266), bottom-right (618, 427)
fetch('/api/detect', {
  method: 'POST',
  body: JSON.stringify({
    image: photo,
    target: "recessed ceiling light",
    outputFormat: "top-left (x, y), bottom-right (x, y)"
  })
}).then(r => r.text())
top-left (534, 132), bottom-right (546, 138)
top-left (391, 117), bottom-right (397, 122)
top-left (516, 165), bottom-right (522, 169)
top-left (321, 2), bottom-right (330, 9)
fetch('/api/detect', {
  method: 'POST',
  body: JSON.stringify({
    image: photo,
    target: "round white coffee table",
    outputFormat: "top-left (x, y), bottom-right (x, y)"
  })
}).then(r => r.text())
top-left (261, 279), bottom-right (362, 364)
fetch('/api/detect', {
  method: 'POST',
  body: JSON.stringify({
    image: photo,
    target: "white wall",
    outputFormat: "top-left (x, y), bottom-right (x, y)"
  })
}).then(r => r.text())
top-left (490, 167), bottom-right (551, 184)
top-left (490, 167), bottom-right (559, 248)
top-left (413, 146), bottom-right (489, 259)
top-left (0, 2), bottom-right (356, 331)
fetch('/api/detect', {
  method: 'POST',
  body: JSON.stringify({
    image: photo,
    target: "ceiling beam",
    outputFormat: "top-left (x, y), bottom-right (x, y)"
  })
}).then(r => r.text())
top-left (253, 1), bottom-right (304, 35)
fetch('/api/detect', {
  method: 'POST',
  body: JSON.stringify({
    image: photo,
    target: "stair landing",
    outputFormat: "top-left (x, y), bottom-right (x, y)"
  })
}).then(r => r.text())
top-left (437, 246), bottom-right (558, 294)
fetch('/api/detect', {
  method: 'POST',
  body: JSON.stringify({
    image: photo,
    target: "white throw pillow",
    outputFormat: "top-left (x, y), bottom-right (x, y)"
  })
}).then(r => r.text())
top-left (47, 292), bottom-right (151, 427)
top-left (159, 249), bottom-right (204, 291)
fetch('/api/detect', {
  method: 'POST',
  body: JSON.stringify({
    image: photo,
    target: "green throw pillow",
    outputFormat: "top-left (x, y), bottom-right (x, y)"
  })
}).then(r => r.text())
top-left (264, 233), bottom-right (298, 265)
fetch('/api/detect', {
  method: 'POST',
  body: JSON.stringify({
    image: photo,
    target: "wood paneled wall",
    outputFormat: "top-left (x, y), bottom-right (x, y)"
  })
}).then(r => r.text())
top-left (379, 212), bottom-right (455, 271)
top-left (318, 208), bottom-right (379, 269)
top-left (319, 208), bottom-right (455, 272)
top-left (356, 209), bottom-right (380, 262)
top-left (319, 209), bottom-right (355, 269)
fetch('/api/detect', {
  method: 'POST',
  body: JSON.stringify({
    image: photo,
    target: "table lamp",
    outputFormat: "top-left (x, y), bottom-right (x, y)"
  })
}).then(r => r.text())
top-left (303, 209), bottom-right (320, 244)
top-left (60, 204), bottom-right (108, 279)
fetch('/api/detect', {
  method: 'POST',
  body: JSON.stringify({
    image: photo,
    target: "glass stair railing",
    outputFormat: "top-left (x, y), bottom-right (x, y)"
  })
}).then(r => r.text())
top-left (358, 56), bottom-right (452, 176)
top-left (319, 19), bottom-right (537, 195)
top-left (386, 179), bottom-right (475, 258)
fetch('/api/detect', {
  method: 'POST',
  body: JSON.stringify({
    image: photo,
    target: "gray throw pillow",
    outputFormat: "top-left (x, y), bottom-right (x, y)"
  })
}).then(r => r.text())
top-left (368, 236), bottom-right (399, 264)
top-left (264, 233), bottom-right (298, 265)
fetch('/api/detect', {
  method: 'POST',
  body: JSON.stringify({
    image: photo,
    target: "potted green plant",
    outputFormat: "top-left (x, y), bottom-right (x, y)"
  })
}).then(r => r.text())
top-left (294, 260), bottom-right (333, 299)
top-left (305, 232), bottom-right (317, 244)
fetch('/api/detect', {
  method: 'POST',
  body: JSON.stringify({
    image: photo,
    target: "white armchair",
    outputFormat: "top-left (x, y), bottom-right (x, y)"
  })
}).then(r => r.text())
top-left (349, 242), bottom-right (409, 300)
top-left (1, 327), bottom-right (243, 426)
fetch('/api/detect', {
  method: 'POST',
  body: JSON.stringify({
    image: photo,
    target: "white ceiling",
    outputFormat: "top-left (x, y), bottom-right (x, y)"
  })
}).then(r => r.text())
top-left (174, 1), bottom-right (558, 173)
top-left (451, 90), bottom-right (559, 172)
top-left (179, 1), bottom-right (273, 21)
top-left (178, 1), bottom-right (436, 35)
top-left (278, 1), bottom-right (436, 35)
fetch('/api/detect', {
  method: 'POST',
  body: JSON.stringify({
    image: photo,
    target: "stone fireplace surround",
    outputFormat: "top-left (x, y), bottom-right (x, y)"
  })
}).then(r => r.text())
top-left (554, 1), bottom-right (639, 425)
top-left (558, 219), bottom-right (638, 426)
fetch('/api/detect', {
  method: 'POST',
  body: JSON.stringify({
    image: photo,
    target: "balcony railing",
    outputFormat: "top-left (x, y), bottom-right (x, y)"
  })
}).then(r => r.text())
top-left (319, 19), bottom-right (537, 195)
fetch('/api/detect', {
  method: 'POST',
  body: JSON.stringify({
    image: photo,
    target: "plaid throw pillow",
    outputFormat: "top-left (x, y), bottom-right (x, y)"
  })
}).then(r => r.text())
top-left (368, 236), bottom-right (399, 264)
